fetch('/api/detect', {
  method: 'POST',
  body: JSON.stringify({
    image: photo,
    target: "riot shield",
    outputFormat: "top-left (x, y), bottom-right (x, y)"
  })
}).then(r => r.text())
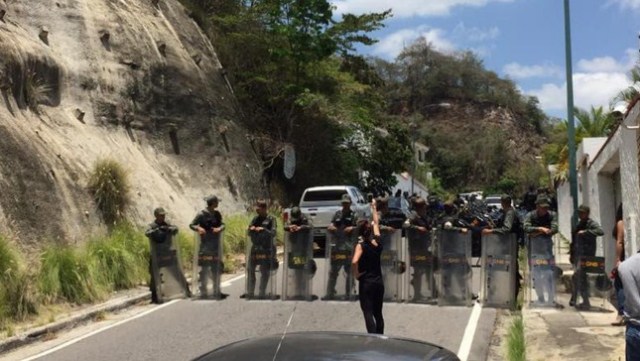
top-left (481, 233), bottom-right (517, 309)
top-left (245, 231), bottom-right (279, 300)
top-left (283, 227), bottom-right (315, 301)
top-left (405, 228), bottom-right (436, 304)
top-left (192, 230), bottom-right (224, 300)
top-left (527, 234), bottom-right (556, 307)
top-left (436, 230), bottom-right (472, 307)
top-left (573, 233), bottom-right (607, 309)
top-left (150, 232), bottom-right (190, 303)
top-left (380, 229), bottom-right (404, 302)
top-left (323, 228), bottom-right (357, 301)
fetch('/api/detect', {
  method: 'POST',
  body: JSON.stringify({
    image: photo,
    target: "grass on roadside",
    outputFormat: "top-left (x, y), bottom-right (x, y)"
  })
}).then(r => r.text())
top-left (87, 224), bottom-right (148, 291)
top-left (0, 236), bottom-right (38, 327)
top-left (38, 243), bottom-right (107, 305)
top-left (506, 315), bottom-right (526, 361)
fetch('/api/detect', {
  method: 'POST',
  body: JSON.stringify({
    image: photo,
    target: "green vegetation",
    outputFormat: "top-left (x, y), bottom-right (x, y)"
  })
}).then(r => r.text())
top-left (24, 70), bottom-right (50, 112)
top-left (87, 224), bottom-right (148, 291)
top-left (38, 244), bottom-right (106, 304)
top-left (88, 159), bottom-right (130, 226)
top-left (175, 0), bottom-right (550, 199)
top-left (506, 315), bottom-right (526, 361)
top-left (0, 236), bottom-right (38, 327)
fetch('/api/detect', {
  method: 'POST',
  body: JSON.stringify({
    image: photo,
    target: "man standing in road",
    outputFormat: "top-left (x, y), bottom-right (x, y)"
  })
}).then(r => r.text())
top-left (324, 194), bottom-right (358, 300)
top-left (190, 195), bottom-right (226, 298)
top-left (523, 196), bottom-right (558, 304)
top-left (618, 250), bottom-right (640, 360)
top-left (482, 195), bottom-right (522, 300)
top-left (405, 197), bottom-right (436, 302)
top-left (284, 206), bottom-right (314, 299)
top-left (245, 199), bottom-right (277, 299)
top-left (146, 207), bottom-right (189, 303)
top-left (570, 205), bottom-right (604, 309)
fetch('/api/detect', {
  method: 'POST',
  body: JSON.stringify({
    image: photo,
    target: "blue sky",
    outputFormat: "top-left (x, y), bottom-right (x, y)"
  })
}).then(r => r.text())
top-left (331, 0), bottom-right (640, 119)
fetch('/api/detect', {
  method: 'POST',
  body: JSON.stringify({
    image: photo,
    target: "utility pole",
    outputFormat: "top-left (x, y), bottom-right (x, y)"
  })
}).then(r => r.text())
top-left (564, 0), bottom-right (578, 226)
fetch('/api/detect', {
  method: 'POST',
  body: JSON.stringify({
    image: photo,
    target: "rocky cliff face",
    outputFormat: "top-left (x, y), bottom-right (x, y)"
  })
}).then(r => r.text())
top-left (0, 0), bottom-right (261, 244)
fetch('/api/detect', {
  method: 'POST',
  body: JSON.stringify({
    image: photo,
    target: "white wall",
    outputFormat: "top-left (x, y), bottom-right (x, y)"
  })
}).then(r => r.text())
top-left (393, 173), bottom-right (429, 198)
top-left (557, 181), bottom-right (572, 241)
top-left (620, 106), bottom-right (640, 255)
top-left (588, 103), bottom-right (640, 270)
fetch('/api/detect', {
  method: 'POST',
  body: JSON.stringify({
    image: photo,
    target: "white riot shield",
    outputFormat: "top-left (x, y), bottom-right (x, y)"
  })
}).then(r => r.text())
top-left (150, 232), bottom-right (189, 303)
top-left (323, 228), bottom-right (357, 301)
top-left (436, 230), bottom-right (472, 307)
top-left (527, 235), bottom-right (556, 307)
top-left (283, 227), bottom-right (315, 301)
top-left (573, 234), bottom-right (608, 308)
top-left (245, 231), bottom-right (279, 300)
top-left (481, 233), bottom-right (517, 309)
top-left (192, 231), bottom-right (224, 300)
top-left (380, 229), bottom-right (404, 302)
top-left (405, 228), bottom-right (436, 304)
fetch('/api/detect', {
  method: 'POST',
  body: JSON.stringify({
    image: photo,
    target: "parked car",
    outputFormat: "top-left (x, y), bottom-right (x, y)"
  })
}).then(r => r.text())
top-left (192, 332), bottom-right (461, 361)
top-left (385, 196), bottom-right (412, 232)
top-left (283, 186), bottom-right (372, 253)
top-left (484, 195), bottom-right (514, 211)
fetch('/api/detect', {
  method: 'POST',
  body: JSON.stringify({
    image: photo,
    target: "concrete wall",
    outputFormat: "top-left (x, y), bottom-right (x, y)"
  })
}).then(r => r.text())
top-left (588, 104), bottom-right (640, 272)
top-left (557, 181), bottom-right (572, 241)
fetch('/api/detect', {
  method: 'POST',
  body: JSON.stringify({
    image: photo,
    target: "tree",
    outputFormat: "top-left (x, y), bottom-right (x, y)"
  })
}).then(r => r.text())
top-left (574, 106), bottom-right (616, 138)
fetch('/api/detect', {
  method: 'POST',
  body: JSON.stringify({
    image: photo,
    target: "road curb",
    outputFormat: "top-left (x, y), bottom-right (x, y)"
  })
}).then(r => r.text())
top-left (0, 291), bottom-right (150, 354)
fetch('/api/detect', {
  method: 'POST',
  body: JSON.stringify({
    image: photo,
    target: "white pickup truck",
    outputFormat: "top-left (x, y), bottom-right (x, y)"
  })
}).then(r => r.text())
top-left (283, 185), bottom-right (372, 252)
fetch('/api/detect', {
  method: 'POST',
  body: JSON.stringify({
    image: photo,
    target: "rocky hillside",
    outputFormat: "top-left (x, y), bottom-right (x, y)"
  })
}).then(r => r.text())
top-left (0, 0), bottom-right (261, 244)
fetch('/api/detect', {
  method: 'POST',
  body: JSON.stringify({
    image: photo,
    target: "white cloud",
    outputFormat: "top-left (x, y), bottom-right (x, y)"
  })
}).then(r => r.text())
top-left (452, 23), bottom-right (500, 42)
top-left (577, 56), bottom-right (628, 73)
top-left (607, 0), bottom-right (640, 10)
top-left (528, 72), bottom-right (632, 112)
top-left (373, 27), bottom-right (456, 59)
top-left (503, 63), bottom-right (563, 79)
top-left (332, 0), bottom-right (514, 18)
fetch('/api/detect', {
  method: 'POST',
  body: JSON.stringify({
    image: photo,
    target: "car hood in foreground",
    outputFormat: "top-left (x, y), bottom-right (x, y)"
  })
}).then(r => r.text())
top-left (193, 332), bottom-right (460, 361)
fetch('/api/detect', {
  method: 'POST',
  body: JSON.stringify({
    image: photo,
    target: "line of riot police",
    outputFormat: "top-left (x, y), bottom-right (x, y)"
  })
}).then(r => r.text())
top-left (145, 193), bottom-right (541, 310)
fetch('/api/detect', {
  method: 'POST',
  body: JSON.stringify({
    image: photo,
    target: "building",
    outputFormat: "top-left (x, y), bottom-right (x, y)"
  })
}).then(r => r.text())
top-left (557, 102), bottom-right (640, 273)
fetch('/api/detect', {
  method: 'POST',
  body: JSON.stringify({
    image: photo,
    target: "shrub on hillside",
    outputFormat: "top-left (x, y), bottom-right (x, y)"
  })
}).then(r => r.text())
top-left (88, 159), bottom-right (130, 226)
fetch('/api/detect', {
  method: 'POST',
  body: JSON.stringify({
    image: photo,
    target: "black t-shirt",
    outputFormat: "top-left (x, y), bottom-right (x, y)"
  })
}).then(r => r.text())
top-left (357, 238), bottom-right (383, 284)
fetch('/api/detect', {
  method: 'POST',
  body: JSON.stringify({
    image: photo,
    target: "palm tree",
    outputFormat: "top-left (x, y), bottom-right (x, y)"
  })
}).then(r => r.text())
top-left (552, 106), bottom-right (614, 184)
top-left (614, 66), bottom-right (640, 104)
top-left (574, 106), bottom-right (616, 138)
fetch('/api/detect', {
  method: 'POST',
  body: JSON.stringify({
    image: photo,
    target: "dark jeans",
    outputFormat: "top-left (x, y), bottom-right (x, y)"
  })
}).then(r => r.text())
top-left (358, 281), bottom-right (384, 334)
top-left (148, 259), bottom-right (158, 303)
top-left (626, 323), bottom-right (640, 361)
top-left (615, 274), bottom-right (625, 316)
top-left (327, 262), bottom-right (352, 297)
top-left (247, 259), bottom-right (271, 297)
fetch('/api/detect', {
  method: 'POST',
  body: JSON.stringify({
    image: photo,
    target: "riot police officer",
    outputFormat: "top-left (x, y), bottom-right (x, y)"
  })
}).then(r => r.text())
top-left (190, 195), bottom-right (226, 298)
top-left (482, 195), bottom-right (522, 300)
top-left (284, 207), bottom-right (314, 300)
top-left (245, 199), bottom-right (277, 299)
top-left (524, 196), bottom-right (558, 304)
top-left (570, 205), bottom-right (604, 309)
top-left (146, 207), bottom-right (189, 303)
top-left (324, 194), bottom-right (359, 300)
top-left (405, 197), bottom-right (436, 301)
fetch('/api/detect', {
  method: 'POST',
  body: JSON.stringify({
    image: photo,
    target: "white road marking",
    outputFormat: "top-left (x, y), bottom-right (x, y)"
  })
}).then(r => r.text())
top-left (221, 274), bottom-right (246, 288)
top-left (457, 302), bottom-right (482, 361)
top-left (20, 299), bottom-right (181, 361)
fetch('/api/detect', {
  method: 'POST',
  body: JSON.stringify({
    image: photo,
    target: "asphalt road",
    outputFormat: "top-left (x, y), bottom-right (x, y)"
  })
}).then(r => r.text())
top-left (3, 259), bottom-right (497, 361)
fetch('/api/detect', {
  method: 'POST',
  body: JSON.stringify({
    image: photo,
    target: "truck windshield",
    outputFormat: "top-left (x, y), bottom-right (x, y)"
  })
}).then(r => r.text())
top-left (303, 190), bottom-right (348, 202)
